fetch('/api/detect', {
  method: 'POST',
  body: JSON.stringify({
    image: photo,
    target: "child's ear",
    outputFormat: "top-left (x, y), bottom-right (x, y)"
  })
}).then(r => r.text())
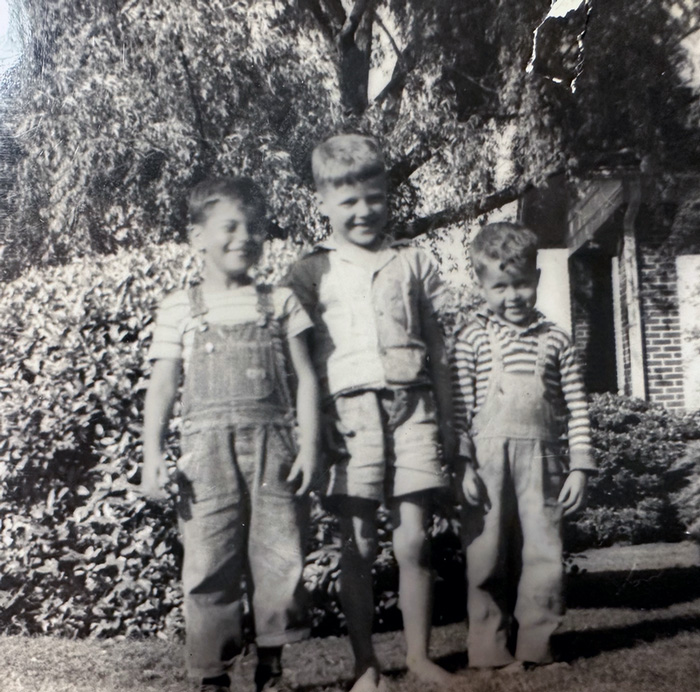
top-left (315, 191), bottom-right (326, 216)
top-left (535, 268), bottom-right (542, 285)
top-left (189, 224), bottom-right (205, 252)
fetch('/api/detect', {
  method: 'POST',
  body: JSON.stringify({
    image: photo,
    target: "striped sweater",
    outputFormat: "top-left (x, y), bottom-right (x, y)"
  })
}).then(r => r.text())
top-left (450, 309), bottom-right (596, 472)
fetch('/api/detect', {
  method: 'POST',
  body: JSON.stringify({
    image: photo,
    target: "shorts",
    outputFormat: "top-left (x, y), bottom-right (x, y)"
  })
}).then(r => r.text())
top-left (325, 387), bottom-right (449, 504)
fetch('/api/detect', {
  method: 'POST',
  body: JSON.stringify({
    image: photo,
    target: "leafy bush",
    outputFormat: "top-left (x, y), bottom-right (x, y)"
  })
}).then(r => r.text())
top-left (0, 244), bottom-right (194, 637)
top-left (2, 251), bottom-right (699, 638)
top-left (0, 240), bottom-right (408, 639)
top-left (304, 503), bottom-right (466, 636)
top-left (670, 440), bottom-right (700, 539)
top-left (566, 393), bottom-right (700, 550)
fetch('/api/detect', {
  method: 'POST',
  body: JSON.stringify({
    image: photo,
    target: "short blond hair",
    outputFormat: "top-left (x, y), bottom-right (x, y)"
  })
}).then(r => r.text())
top-left (311, 134), bottom-right (385, 189)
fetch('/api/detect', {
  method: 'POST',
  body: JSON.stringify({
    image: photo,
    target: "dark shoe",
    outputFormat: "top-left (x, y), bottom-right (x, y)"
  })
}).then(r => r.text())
top-left (255, 663), bottom-right (287, 692)
top-left (200, 673), bottom-right (230, 691)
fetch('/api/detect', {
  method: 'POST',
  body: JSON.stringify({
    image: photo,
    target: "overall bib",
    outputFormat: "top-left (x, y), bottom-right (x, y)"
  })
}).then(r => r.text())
top-left (177, 285), bottom-right (309, 679)
top-left (463, 323), bottom-right (565, 667)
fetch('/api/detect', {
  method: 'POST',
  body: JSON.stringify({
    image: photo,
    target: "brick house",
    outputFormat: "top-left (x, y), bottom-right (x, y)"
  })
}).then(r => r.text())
top-left (522, 175), bottom-right (700, 413)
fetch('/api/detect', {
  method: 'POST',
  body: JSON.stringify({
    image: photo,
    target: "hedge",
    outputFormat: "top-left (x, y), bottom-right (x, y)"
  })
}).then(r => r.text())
top-left (1, 245), bottom-right (699, 639)
top-left (0, 244), bottom-right (193, 637)
top-left (566, 393), bottom-right (700, 550)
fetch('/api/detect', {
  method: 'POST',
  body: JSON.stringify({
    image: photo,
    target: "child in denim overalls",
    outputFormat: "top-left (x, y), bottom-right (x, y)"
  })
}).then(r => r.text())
top-left (140, 177), bottom-right (319, 692)
top-left (452, 222), bottom-right (596, 670)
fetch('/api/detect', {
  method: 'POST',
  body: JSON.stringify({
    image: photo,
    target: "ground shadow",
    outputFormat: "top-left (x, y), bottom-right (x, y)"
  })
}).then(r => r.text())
top-left (567, 565), bottom-right (700, 608)
top-left (435, 565), bottom-right (700, 670)
top-left (553, 613), bottom-right (700, 661)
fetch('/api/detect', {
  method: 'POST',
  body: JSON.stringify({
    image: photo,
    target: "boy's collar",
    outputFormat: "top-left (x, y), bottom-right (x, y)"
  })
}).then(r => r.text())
top-left (477, 308), bottom-right (548, 335)
top-left (313, 233), bottom-right (410, 252)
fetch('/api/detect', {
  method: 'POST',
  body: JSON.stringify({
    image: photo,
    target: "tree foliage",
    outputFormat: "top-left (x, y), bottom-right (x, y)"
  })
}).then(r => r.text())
top-left (2, 0), bottom-right (697, 279)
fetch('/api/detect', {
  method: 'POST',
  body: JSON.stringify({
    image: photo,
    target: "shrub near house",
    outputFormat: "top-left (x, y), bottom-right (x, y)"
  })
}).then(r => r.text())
top-left (1, 246), bottom-right (700, 638)
top-left (568, 394), bottom-right (700, 550)
top-left (0, 246), bottom-right (190, 637)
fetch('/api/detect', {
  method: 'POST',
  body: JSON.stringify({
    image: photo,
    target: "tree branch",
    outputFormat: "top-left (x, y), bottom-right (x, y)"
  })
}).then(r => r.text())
top-left (337, 0), bottom-right (374, 114)
top-left (175, 36), bottom-right (210, 155)
top-left (372, 14), bottom-right (415, 110)
top-left (339, 0), bottom-right (369, 46)
top-left (299, 0), bottom-right (346, 41)
top-left (401, 182), bottom-right (535, 237)
top-left (387, 147), bottom-right (434, 189)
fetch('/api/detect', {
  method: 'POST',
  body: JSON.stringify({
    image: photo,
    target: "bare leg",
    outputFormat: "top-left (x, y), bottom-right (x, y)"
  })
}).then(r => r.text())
top-left (392, 495), bottom-right (454, 685)
top-left (338, 498), bottom-right (384, 691)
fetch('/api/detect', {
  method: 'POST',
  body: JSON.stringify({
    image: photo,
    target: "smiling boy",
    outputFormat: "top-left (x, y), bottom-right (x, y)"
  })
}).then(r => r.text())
top-left (452, 222), bottom-right (596, 670)
top-left (140, 177), bottom-right (319, 692)
top-left (287, 135), bottom-right (455, 691)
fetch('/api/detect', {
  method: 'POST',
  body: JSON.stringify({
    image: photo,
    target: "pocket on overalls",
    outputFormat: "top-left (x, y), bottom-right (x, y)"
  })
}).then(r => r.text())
top-left (260, 425), bottom-right (297, 496)
top-left (383, 278), bottom-right (410, 328)
top-left (178, 424), bottom-right (238, 506)
top-left (541, 442), bottom-right (566, 506)
top-left (229, 340), bottom-right (275, 401)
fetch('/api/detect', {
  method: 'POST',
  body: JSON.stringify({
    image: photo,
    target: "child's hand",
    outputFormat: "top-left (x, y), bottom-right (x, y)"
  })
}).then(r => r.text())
top-left (137, 454), bottom-right (169, 501)
top-left (461, 463), bottom-right (491, 511)
top-left (558, 469), bottom-right (588, 516)
top-left (287, 446), bottom-right (318, 496)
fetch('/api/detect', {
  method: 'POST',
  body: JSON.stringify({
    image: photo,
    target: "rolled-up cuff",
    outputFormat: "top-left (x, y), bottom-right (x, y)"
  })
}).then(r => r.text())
top-left (257, 626), bottom-right (311, 648)
top-left (569, 448), bottom-right (597, 473)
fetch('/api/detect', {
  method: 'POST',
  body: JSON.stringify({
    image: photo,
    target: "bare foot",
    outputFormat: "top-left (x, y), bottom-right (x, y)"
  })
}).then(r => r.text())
top-left (350, 666), bottom-right (387, 692)
top-left (406, 657), bottom-right (455, 685)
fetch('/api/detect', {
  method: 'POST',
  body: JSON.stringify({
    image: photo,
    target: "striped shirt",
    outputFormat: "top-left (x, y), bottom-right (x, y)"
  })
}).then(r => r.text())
top-left (148, 285), bottom-right (312, 369)
top-left (450, 309), bottom-right (595, 471)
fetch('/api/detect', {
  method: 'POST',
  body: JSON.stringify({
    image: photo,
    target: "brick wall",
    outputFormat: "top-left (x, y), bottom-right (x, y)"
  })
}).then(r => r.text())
top-left (637, 215), bottom-right (686, 410)
top-left (565, 181), bottom-right (698, 410)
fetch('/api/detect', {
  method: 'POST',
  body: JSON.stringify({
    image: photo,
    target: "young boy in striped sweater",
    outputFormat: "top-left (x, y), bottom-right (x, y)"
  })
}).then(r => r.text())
top-left (452, 222), bottom-right (596, 670)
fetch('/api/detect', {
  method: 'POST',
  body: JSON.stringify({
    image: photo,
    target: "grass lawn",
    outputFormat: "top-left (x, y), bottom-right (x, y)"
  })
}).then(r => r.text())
top-left (1, 542), bottom-right (699, 692)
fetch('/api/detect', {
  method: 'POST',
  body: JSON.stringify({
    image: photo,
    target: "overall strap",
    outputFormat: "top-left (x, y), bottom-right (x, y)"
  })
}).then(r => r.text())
top-left (254, 284), bottom-right (275, 327)
top-left (486, 320), bottom-right (504, 378)
top-left (534, 325), bottom-right (549, 380)
top-left (187, 284), bottom-right (209, 331)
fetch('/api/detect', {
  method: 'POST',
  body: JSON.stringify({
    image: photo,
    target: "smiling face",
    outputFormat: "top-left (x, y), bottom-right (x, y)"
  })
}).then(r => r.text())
top-left (477, 257), bottom-right (540, 326)
top-left (192, 197), bottom-right (262, 283)
top-left (317, 175), bottom-right (388, 249)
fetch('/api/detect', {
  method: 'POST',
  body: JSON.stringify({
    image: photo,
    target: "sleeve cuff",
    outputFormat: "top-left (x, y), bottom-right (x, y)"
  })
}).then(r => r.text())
top-left (458, 434), bottom-right (476, 464)
top-left (569, 448), bottom-right (597, 473)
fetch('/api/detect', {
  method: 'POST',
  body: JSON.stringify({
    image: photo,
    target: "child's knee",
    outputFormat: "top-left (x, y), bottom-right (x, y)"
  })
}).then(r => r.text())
top-left (345, 532), bottom-right (378, 562)
top-left (393, 525), bottom-right (428, 567)
top-left (339, 502), bottom-right (378, 562)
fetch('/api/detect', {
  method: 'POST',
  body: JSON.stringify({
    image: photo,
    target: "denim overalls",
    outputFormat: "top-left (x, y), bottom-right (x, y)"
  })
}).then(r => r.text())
top-left (177, 285), bottom-right (309, 680)
top-left (463, 322), bottom-right (565, 667)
